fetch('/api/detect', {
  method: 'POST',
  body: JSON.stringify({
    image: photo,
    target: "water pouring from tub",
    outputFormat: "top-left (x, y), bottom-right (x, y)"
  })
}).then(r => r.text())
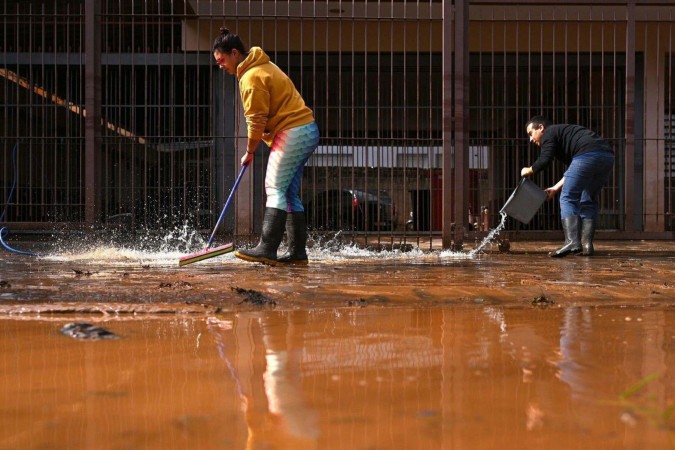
top-left (468, 178), bottom-right (547, 256)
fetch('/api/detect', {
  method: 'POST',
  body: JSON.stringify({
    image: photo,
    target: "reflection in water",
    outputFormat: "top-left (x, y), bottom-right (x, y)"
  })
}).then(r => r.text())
top-left (209, 314), bottom-right (319, 449)
top-left (559, 307), bottom-right (595, 398)
top-left (1, 307), bottom-right (673, 449)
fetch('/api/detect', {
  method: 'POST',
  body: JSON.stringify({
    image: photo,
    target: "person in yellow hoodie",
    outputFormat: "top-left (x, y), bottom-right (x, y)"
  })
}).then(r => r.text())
top-left (213, 28), bottom-right (320, 266)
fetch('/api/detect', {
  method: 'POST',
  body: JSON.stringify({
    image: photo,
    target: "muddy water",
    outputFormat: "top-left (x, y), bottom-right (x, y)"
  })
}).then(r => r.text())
top-left (1, 244), bottom-right (673, 312)
top-left (0, 309), bottom-right (674, 450)
top-left (1, 241), bottom-right (675, 449)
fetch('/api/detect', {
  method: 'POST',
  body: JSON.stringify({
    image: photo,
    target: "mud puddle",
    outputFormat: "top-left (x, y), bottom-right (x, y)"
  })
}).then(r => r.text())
top-left (1, 308), bottom-right (674, 449)
top-left (1, 246), bottom-right (673, 313)
top-left (1, 240), bottom-right (674, 448)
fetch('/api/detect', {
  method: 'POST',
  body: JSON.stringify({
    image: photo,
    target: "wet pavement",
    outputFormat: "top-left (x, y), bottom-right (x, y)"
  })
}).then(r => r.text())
top-left (0, 238), bottom-right (674, 449)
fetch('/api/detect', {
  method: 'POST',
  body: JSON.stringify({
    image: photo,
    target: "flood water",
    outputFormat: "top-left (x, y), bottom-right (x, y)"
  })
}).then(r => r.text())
top-left (1, 239), bottom-right (674, 449)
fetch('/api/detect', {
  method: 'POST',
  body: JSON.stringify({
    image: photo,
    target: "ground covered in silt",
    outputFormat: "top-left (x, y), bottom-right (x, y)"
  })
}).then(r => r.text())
top-left (0, 238), bottom-right (674, 449)
top-left (1, 239), bottom-right (673, 313)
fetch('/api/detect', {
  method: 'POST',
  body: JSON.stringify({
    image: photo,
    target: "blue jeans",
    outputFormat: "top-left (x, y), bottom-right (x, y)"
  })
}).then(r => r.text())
top-left (560, 150), bottom-right (614, 220)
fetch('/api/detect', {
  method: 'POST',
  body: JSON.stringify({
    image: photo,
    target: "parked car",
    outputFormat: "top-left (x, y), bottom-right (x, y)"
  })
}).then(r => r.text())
top-left (305, 189), bottom-right (396, 231)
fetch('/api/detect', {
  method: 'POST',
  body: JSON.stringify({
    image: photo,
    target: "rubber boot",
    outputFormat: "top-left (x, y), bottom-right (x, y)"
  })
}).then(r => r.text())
top-left (277, 212), bottom-right (309, 266)
top-left (235, 207), bottom-right (287, 266)
top-left (577, 218), bottom-right (596, 256)
top-left (549, 215), bottom-right (581, 258)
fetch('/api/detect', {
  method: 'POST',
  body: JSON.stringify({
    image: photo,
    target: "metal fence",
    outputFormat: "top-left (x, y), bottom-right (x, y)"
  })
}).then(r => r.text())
top-left (1, 1), bottom-right (673, 249)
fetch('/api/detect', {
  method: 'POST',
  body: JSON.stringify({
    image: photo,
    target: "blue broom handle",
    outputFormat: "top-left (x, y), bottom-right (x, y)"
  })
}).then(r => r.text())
top-left (206, 164), bottom-right (248, 248)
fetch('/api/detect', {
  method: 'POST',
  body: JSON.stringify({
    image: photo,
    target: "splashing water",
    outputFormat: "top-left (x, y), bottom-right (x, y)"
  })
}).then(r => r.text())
top-left (468, 211), bottom-right (508, 256)
top-left (42, 222), bottom-right (209, 267)
top-left (35, 212), bottom-right (509, 267)
top-left (37, 224), bottom-right (432, 267)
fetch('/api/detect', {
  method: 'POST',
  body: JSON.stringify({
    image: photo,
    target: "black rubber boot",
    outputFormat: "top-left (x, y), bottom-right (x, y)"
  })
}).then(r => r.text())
top-left (549, 215), bottom-right (582, 258)
top-left (577, 218), bottom-right (596, 256)
top-left (235, 207), bottom-right (287, 266)
top-left (277, 212), bottom-right (309, 266)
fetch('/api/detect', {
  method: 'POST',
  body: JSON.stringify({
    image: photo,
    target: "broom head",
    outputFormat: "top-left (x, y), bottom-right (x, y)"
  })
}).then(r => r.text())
top-left (179, 243), bottom-right (234, 267)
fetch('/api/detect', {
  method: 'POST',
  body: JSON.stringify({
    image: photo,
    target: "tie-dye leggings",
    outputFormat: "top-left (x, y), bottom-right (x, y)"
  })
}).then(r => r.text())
top-left (265, 121), bottom-right (320, 212)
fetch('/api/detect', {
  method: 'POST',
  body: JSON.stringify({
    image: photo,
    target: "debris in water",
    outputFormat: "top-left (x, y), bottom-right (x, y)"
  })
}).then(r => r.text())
top-left (345, 298), bottom-right (368, 307)
top-left (159, 281), bottom-right (193, 290)
top-left (620, 412), bottom-right (638, 427)
top-left (531, 295), bottom-right (555, 306)
top-left (498, 239), bottom-right (511, 253)
top-left (232, 287), bottom-right (277, 306)
top-left (0, 280), bottom-right (10, 288)
top-left (60, 323), bottom-right (120, 340)
top-left (72, 268), bottom-right (96, 276)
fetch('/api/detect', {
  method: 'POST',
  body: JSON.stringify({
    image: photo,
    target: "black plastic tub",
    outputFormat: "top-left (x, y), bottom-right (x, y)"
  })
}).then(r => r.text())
top-left (500, 177), bottom-right (547, 224)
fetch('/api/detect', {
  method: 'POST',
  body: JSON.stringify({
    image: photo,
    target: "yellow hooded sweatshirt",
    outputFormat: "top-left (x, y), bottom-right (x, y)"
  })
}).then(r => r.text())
top-left (236, 47), bottom-right (315, 148)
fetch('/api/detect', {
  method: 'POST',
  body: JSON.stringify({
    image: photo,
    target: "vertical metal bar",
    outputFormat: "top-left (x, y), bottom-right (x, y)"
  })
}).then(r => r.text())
top-left (601, 10), bottom-right (605, 133)
top-left (476, 7), bottom-right (484, 236)
top-left (332, 6), bottom-right (339, 231)
top-left (117, 1), bottom-right (124, 221)
top-left (564, 8), bottom-right (568, 123)
top-left (489, 9), bottom-right (496, 231)
top-left (428, 0), bottom-right (434, 247)
top-left (669, 13), bottom-right (673, 231)
top-left (372, 0), bottom-right (384, 243)
top-left (40, 2), bottom-right (46, 221)
top-left (28, 1), bottom-right (33, 221)
top-left (612, 9), bottom-right (618, 224)
top-left (174, 0), bottom-right (183, 225)
top-left (129, 1), bottom-right (137, 228)
top-left (600, 9), bottom-right (606, 222)
top-left (657, 11), bottom-right (663, 230)
top-left (84, 0), bottom-right (101, 223)
top-left (105, 1), bottom-right (110, 221)
top-left (59, 4), bottom-right (64, 220)
top-left (527, 9), bottom-right (531, 125)
top-left (355, 2), bottom-right (362, 236)
top-left (624, 0), bottom-right (636, 232)
top-left (441, 0), bottom-right (453, 248)
top-left (71, 2), bottom-right (77, 219)
top-left (576, 9), bottom-right (580, 123)
top-left (452, 0), bottom-right (469, 249)
top-left (541, 9), bottom-right (548, 228)
top-left (359, 4), bottom-right (366, 236)
top-left (394, 2), bottom-right (398, 243)
top-left (2, 1), bottom-right (6, 212)
top-left (589, 7), bottom-right (593, 127)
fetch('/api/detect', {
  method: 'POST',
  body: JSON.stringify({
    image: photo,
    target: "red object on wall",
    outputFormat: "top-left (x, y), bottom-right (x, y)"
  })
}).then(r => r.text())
top-left (430, 169), bottom-right (444, 231)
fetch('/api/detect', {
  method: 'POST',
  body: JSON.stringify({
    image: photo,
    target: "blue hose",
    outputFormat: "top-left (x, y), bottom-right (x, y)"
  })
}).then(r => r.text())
top-left (0, 143), bottom-right (39, 257)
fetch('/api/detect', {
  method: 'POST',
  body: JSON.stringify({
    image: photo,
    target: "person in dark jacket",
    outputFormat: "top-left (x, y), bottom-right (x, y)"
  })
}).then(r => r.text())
top-left (521, 116), bottom-right (614, 257)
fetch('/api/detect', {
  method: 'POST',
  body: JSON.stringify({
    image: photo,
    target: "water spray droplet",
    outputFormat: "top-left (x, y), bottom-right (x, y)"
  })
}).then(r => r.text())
top-left (469, 212), bottom-right (508, 256)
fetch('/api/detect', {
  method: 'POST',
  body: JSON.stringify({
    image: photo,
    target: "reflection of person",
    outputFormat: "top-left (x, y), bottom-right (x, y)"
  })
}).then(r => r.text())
top-left (212, 28), bottom-right (320, 266)
top-left (210, 313), bottom-right (319, 449)
top-left (521, 116), bottom-right (614, 257)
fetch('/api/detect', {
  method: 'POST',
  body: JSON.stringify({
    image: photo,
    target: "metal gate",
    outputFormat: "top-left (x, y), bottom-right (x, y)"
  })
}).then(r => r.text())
top-left (2, 1), bottom-right (674, 249)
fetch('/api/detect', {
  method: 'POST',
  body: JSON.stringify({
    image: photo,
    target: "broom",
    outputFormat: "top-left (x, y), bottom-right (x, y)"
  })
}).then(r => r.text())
top-left (179, 164), bottom-right (248, 266)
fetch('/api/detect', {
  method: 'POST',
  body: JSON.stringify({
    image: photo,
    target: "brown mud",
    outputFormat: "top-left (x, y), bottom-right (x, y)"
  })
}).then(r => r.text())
top-left (0, 239), bottom-right (674, 449)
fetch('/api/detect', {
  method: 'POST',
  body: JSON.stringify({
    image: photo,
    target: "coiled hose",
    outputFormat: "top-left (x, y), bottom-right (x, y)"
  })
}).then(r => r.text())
top-left (0, 143), bottom-right (39, 256)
